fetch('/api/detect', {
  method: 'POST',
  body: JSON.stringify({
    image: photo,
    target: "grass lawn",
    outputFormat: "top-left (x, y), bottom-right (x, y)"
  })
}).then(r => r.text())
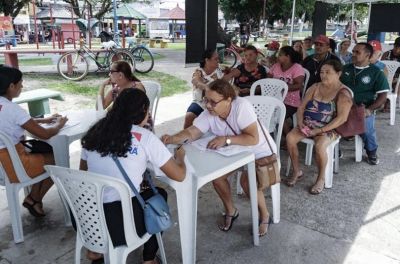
top-left (165, 42), bottom-right (186, 50)
top-left (24, 70), bottom-right (189, 98)
top-left (0, 57), bottom-right (53, 66)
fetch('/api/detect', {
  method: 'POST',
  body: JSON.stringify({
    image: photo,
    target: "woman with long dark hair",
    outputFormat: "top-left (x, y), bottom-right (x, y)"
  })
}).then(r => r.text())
top-left (99, 60), bottom-right (145, 110)
top-left (80, 89), bottom-right (186, 264)
top-left (268, 46), bottom-right (305, 135)
top-left (0, 66), bottom-right (67, 217)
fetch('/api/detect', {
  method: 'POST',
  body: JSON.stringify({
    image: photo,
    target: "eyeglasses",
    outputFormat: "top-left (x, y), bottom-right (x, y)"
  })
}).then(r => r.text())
top-left (202, 96), bottom-right (224, 108)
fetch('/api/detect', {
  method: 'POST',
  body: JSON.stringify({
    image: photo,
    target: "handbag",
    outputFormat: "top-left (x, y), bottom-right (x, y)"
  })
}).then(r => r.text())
top-left (255, 119), bottom-right (281, 189)
top-left (222, 118), bottom-right (280, 189)
top-left (335, 88), bottom-right (366, 137)
top-left (21, 139), bottom-right (53, 154)
top-left (112, 156), bottom-right (172, 235)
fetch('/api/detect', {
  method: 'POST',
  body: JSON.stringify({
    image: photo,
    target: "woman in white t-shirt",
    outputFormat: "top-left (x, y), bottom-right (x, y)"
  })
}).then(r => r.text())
top-left (184, 49), bottom-right (225, 128)
top-left (162, 79), bottom-right (277, 237)
top-left (0, 66), bottom-right (67, 217)
top-left (79, 89), bottom-right (186, 264)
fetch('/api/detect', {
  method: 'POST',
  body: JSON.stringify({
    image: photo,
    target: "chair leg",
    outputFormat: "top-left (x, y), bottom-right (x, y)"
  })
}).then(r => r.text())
top-left (285, 157), bottom-right (291, 177)
top-left (156, 232), bottom-right (168, 264)
top-left (270, 183), bottom-right (280, 224)
top-left (334, 144), bottom-right (339, 174)
top-left (6, 185), bottom-right (24, 243)
top-left (305, 143), bottom-right (313, 166)
top-left (324, 143), bottom-right (336, 189)
top-left (355, 135), bottom-right (363, 162)
top-left (390, 96), bottom-right (396, 126)
top-left (58, 191), bottom-right (72, 226)
top-left (75, 236), bottom-right (83, 264)
top-left (236, 171), bottom-right (244, 195)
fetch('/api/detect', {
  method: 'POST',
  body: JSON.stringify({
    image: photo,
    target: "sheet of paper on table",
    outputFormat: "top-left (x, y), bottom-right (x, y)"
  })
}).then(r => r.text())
top-left (190, 135), bottom-right (252, 156)
top-left (41, 120), bottom-right (80, 131)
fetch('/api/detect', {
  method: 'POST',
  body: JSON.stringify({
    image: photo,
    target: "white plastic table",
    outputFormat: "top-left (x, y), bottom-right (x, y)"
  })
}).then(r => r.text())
top-left (44, 109), bottom-right (98, 167)
top-left (152, 144), bottom-right (259, 264)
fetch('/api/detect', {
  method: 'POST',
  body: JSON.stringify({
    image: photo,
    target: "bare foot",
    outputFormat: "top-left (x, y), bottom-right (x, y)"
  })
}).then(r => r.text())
top-left (309, 180), bottom-right (324, 195)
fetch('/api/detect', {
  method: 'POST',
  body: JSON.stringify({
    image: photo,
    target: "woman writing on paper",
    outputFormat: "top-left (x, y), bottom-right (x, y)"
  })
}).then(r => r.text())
top-left (162, 79), bottom-right (277, 237)
top-left (79, 89), bottom-right (186, 264)
top-left (0, 66), bottom-right (67, 217)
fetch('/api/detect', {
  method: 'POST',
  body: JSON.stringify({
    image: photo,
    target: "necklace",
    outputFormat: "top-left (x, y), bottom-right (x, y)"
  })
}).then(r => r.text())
top-left (353, 66), bottom-right (367, 86)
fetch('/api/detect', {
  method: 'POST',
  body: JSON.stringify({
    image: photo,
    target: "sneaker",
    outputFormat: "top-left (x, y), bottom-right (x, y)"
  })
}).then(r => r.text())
top-left (367, 154), bottom-right (379, 165)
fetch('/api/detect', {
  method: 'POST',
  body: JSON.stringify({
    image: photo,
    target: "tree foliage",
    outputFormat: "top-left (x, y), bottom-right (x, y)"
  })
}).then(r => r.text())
top-left (0, 0), bottom-right (31, 18)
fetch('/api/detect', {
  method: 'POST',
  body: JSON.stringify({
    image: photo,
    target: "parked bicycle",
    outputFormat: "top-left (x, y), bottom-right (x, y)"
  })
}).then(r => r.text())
top-left (218, 42), bottom-right (265, 68)
top-left (128, 40), bottom-right (154, 73)
top-left (57, 41), bottom-right (135, 81)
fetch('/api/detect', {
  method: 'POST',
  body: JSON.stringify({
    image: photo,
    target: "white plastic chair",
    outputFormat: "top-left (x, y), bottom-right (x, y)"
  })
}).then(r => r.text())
top-left (142, 80), bottom-right (162, 125)
top-left (45, 165), bottom-right (167, 264)
top-left (381, 60), bottom-right (400, 126)
top-left (0, 131), bottom-right (70, 243)
top-left (285, 136), bottom-right (340, 189)
top-left (250, 78), bottom-right (288, 100)
top-left (234, 96), bottom-right (285, 223)
top-left (302, 68), bottom-right (310, 99)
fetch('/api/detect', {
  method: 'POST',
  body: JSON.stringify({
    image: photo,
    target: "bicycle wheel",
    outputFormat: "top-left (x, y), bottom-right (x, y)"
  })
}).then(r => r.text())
top-left (57, 51), bottom-right (89, 81)
top-left (131, 46), bottom-right (154, 73)
top-left (108, 50), bottom-right (136, 72)
top-left (218, 49), bottom-right (237, 68)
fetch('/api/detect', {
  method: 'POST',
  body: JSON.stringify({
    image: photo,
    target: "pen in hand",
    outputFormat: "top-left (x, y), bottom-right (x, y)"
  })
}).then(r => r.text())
top-left (176, 139), bottom-right (189, 150)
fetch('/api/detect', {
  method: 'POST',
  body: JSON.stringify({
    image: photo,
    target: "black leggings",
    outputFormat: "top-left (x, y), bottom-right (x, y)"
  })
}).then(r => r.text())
top-left (72, 188), bottom-right (167, 261)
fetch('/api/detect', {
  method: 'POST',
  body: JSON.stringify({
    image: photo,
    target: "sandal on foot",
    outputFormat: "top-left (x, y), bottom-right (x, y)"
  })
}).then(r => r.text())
top-left (218, 209), bottom-right (239, 232)
top-left (22, 195), bottom-right (45, 217)
top-left (309, 183), bottom-right (324, 195)
top-left (284, 171), bottom-right (303, 187)
top-left (259, 217), bottom-right (273, 237)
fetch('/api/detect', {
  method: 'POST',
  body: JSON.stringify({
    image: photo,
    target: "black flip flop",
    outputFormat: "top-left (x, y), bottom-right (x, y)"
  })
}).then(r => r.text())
top-left (218, 209), bottom-right (239, 232)
top-left (22, 196), bottom-right (45, 217)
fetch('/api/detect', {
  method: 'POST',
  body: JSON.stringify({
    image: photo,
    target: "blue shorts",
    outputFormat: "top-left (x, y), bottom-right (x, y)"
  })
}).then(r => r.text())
top-left (186, 102), bottom-right (204, 117)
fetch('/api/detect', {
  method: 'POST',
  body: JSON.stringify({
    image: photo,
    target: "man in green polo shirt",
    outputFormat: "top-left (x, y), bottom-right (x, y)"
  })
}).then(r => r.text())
top-left (340, 43), bottom-right (390, 165)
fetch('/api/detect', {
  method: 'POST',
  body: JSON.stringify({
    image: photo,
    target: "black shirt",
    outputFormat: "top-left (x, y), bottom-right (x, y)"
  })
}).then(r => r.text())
top-left (302, 52), bottom-right (341, 89)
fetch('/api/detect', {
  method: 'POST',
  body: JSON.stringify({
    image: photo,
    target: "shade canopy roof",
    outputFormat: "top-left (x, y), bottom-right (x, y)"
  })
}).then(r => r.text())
top-left (36, 6), bottom-right (72, 19)
top-left (319, 0), bottom-right (389, 4)
top-left (76, 18), bottom-right (99, 31)
top-left (165, 4), bottom-right (185, 20)
top-left (105, 4), bottom-right (147, 20)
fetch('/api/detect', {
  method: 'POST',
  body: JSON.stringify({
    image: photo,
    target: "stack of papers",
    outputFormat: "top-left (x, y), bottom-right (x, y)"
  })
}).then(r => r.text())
top-left (190, 135), bottom-right (252, 156)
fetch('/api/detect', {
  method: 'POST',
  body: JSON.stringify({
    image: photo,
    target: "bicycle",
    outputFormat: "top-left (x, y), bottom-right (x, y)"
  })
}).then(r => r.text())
top-left (128, 40), bottom-right (154, 73)
top-left (218, 43), bottom-right (266, 68)
top-left (57, 41), bottom-right (135, 81)
top-left (99, 33), bottom-right (154, 74)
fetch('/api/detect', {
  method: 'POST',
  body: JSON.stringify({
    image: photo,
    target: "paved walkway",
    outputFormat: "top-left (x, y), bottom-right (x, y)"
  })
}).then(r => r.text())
top-left (1, 50), bottom-right (400, 264)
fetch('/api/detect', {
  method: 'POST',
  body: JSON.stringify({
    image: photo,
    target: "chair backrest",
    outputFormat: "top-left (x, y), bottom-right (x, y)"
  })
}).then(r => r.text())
top-left (302, 68), bottom-right (310, 99)
top-left (245, 96), bottom-right (286, 158)
top-left (381, 60), bottom-right (400, 94)
top-left (45, 165), bottom-right (148, 254)
top-left (250, 78), bottom-right (288, 101)
top-left (142, 80), bottom-right (162, 123)
top-left (0, 131), bottom-right (31, 184)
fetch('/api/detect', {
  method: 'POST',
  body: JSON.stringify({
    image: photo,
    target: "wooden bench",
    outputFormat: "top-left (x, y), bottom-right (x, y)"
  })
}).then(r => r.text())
top-left (13, 89), bottom-right (64, 117)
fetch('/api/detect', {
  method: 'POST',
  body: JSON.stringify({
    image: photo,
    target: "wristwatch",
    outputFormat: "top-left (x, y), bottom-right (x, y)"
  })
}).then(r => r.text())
top-left (225, 137), bottom-right (232, 146)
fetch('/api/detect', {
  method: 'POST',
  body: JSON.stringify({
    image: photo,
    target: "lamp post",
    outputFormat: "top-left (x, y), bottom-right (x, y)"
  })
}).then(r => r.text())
top-left (113, 0), bottom-right (119, 43)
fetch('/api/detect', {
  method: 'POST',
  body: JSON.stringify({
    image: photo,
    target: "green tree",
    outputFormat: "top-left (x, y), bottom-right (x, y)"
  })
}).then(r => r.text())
top-left (0, 0), bottom-right (31, 18)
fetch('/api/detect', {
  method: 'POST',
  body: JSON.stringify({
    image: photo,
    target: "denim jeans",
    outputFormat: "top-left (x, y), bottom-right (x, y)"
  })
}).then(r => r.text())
top-left (361, 114), bottom-right (378, 155)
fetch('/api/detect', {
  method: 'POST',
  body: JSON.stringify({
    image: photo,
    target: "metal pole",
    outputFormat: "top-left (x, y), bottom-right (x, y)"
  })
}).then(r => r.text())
top-left (204, 0), bottom-right (208, 48)
top-left (71, 5), bottom-right (76, 49)
top-left (366, 2), bottom-right (372, 36)
top-left (262, 0), bottom-right (266, 38)
top-left (50, 3), bottom-right (55, 49)
top-left (33, 0), bottom-right (39, 49)
top-left (351, 2), bottom-right (355, 43)
top-left (113, 0), bottom-right (119, 44)
top-left (289, 0), bottom-right (296, 46)
top-left (87, 2), bottom-right (91, 49)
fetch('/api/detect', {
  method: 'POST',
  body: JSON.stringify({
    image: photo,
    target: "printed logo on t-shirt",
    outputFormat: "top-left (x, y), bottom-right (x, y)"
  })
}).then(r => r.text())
top-left (361, 76), bottom-right (371, 84)
top-left (131, 132), bottom-right (142, 141)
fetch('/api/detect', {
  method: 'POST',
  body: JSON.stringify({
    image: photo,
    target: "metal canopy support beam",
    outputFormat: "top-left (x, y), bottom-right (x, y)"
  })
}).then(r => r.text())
top-left (290, 0), bottom-right (296, 45)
